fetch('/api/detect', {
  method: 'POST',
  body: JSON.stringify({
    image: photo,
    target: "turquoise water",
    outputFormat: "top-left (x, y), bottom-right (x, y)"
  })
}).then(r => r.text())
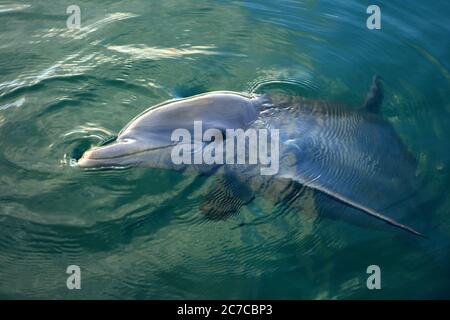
top-left (0, 0), bottom-right (449, 299)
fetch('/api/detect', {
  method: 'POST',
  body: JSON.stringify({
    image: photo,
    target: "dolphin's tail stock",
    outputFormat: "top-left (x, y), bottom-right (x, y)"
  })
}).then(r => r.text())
top-left (301, 177), bottom-right (426, 238)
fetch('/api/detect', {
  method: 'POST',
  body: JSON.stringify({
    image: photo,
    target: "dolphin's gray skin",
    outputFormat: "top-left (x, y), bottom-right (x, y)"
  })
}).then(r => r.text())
top-left (78, 91), bottom-right (258, 171)
top-left (78, 77), bottom-right (423, 237)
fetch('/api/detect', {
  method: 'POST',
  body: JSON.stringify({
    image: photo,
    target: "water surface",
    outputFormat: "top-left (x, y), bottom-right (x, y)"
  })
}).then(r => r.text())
top-left (0, 0), bottom-right (449, 299)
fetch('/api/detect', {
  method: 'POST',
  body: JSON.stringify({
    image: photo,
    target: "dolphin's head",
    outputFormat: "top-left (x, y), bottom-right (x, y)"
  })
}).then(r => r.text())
top-left (77, 92), bottom-right (258, 169)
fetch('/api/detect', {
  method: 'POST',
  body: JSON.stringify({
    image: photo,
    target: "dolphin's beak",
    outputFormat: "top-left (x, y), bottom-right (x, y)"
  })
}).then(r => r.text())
top-left (77, 139), bottom-right (141, 168)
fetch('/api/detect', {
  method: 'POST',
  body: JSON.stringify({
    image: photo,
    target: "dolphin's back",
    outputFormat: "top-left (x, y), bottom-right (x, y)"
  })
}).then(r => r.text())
top-left (261, 94), bottom-right (420, 231)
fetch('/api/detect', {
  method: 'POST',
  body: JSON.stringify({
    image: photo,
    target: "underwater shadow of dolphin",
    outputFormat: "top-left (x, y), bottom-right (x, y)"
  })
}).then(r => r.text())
top-left (78, 76), bottom-right (424, 238)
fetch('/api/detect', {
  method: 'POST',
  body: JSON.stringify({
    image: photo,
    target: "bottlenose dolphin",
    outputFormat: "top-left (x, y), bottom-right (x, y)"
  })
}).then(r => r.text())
top-left (78, 76), bottom-right (423, 237)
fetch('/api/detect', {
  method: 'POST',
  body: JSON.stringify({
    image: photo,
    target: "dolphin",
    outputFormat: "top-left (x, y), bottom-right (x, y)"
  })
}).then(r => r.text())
top-left (78, 76), bottom-right (423, 237)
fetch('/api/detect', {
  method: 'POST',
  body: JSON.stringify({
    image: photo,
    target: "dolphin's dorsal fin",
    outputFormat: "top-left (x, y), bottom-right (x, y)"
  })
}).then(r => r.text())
top-left (301, 177), bottom-right (425, 238)
top-left (363, 75), bottom-right (384, 113)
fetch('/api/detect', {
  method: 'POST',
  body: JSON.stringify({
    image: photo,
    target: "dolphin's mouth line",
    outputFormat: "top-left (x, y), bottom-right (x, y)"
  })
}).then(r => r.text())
top-left (80, 142), bottom-right (177, 161)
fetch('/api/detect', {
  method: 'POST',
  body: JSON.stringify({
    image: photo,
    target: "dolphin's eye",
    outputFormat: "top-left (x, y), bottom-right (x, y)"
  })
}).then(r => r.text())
top-left (98, 135), bottom-right (118, 147)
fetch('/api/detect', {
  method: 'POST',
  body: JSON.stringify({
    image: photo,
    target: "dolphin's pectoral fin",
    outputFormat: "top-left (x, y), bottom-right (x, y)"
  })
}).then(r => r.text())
top-left (362, 75), bottom-right (384, 113)
top-left (200, 175), bottom-right (255, 220)
top-left (301, 177), bottom-right (426, 238)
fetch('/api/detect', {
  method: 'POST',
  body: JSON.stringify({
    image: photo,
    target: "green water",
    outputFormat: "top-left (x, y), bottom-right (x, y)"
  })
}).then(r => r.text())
top-left (0, 0), bottom-right (449, 299)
